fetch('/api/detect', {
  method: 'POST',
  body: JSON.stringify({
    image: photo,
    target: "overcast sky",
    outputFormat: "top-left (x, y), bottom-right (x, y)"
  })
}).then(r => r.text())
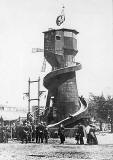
top-left (0, 0), bottom-right (113, 109)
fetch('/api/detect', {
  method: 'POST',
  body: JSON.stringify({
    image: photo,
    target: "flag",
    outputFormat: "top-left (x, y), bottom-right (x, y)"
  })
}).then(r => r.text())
top-left (56, 15), bottom-right (65, 26)
top-left (56, 6), bottom-right (65, 26)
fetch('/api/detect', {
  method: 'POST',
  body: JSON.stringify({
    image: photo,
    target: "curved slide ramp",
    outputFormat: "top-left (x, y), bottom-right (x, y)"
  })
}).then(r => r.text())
top-left (43, 62), bottom-right (81, 90)
top-left (47, 97), bottom-right (88, 128)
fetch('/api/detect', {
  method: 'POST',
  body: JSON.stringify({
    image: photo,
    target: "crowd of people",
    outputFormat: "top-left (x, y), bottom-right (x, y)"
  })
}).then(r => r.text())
top-left (0, 120), bottom-right (98, 145)
top-left (75, 123), bottom-right (98, 145)
top-left (57, 122), bottom-right (98, 145)
top-left (15, 121), bottom-right (49, 144)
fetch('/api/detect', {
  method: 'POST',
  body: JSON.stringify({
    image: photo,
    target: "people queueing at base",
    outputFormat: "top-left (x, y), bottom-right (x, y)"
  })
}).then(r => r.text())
top-left (0, 126), bottom-right (9, 143)
top-left (75, 127), bottom-right (80, 145)
top-left (75, 123), bottom-right (85, 145)
top-left (58, 124), bottom-right (65, 144)
top-left (36, 123), bottom-right (40, 143)
top-left (43, 122), bottom-right (49, 143)
top-left (0, 119), bottom-right (99, 146)
top-left (75, 122), bottom-right (98, 145)
top-left (85, 123), bottom-right (91, 144)
top-left (15, 122), bottom-right (23, 141)
top-left (31, 122), bottom-right (35, 142)
top-left (27, 121), bottom-right (32, 143)
top-left (0, 118), bottom-right (98, 145)
top-left (21, 122), bottom-right (29, 143)
top-left (86, 124), bottom-right (98, 145)
top-left (12, 120), bottom-right (49, 144)
top-left (41, 126), bottom-right (48, 144)
top-left (36, 122), bottom-right (45, 143)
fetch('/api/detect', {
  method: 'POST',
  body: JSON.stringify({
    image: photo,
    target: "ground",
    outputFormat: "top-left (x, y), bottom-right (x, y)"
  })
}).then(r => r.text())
top-left (0, 133), bottom-right (113, 160)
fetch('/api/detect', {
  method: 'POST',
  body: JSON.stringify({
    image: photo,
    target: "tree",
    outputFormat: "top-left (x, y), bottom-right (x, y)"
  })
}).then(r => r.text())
top-left (88, 93), bottom-right (113, 132)
top-left (97, 96), bottom-right (113, 123)
top-left (88, 93), bottom-right (106, 121)
top-left (105, 96), bottom-right (113, 132)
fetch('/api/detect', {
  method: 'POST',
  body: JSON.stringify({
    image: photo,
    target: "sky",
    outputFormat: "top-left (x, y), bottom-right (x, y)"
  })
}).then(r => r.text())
top-left (0, 0), bottom-right (113, 110)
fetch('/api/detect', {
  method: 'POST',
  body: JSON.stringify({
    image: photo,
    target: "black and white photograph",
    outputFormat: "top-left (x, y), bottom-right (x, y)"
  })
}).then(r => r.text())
top-left (0, 0), bottom-right (113, 159)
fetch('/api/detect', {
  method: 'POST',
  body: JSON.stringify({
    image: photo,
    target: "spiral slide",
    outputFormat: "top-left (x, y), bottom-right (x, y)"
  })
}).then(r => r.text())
top-left (43, 62), bottom-right (81, 91)
top-left (43, 28), bottom-right (88, 128)
top-left (43, 60), bottom-right (88, 128)
top-left (47, 96), bottom-right (88, 128)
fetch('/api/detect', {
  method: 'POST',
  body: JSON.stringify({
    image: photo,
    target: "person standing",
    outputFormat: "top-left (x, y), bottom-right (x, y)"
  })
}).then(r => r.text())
top-left (31, 122), bottom-right (35, 142)
top-left (89, 124), bottom-right (98, 145)
top-left (0, 126), bottom-right (4, 143)
top-left (36, 123), bottom-right (40, 143)
top-left (43, 127), bottom-right (49, 143)
top-left (36, 122), bottom-right (44, 143)
top-left (3, 126), bottom-right (8, 143)
top-left (85, 124), bottom-right (91, 144)
top-left (22, 122), bottom-right (29, 143)
top-left (27, 121), bottom-right (32, 143)
top-left (58, 124), bottom-right (65, 144)
top-left (75, 125), bottom-right (80, 144)
top-left (77, 123), bottom-right (84, 144)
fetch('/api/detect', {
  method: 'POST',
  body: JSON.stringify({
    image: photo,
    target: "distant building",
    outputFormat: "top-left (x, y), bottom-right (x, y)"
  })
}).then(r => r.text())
top-left (0, 105), bottom-right (27, 121)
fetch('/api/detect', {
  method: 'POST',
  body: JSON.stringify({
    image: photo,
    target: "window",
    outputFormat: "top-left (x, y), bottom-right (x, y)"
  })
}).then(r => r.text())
top-left (56, 35), bottom-right (61, 40)
top-left (64, 31), bottom-right (72, 37)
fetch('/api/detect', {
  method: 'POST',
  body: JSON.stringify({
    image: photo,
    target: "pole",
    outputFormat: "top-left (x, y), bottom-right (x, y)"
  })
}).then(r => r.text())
top-left (11, 127), bottom-right (13, 140)
top-left (25, 77), bottom-right (43, 123)
top-left (28, 78), bottom-right (30, 113)
top-left (38, 77), bottom-right (40, 123)
top-left (38, 77), bottom-right (40, 109)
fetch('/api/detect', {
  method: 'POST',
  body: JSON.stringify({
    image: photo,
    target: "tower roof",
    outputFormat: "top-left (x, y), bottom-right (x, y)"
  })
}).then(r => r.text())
top-left (43, 28), bottom-right (79, 35)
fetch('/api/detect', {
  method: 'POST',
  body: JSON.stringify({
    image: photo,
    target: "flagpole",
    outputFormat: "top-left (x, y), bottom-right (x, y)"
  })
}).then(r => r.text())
top-left (56, 5), bottom-right (65, 27)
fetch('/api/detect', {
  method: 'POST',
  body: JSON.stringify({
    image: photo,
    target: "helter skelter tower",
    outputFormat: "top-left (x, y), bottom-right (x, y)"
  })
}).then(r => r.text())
top-left (43, 28), bottom-right (82, 124)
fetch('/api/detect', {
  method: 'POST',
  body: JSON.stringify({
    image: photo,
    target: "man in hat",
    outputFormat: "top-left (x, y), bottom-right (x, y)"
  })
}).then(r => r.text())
top-left (76, 123), bottom-right (84, 144)
top-left (58, 124), bottom-right (65, 144)
top-left (36, 122), bottom-right (45, 143)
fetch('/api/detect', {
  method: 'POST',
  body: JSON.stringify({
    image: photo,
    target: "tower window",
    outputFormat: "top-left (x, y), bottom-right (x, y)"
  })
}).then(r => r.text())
top-left (56, 35), bottom-right (61, 40)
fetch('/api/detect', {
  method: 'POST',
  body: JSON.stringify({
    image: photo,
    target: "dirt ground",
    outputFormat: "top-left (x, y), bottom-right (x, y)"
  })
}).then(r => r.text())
top-left (0, 133), bottom-right (113, 160)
